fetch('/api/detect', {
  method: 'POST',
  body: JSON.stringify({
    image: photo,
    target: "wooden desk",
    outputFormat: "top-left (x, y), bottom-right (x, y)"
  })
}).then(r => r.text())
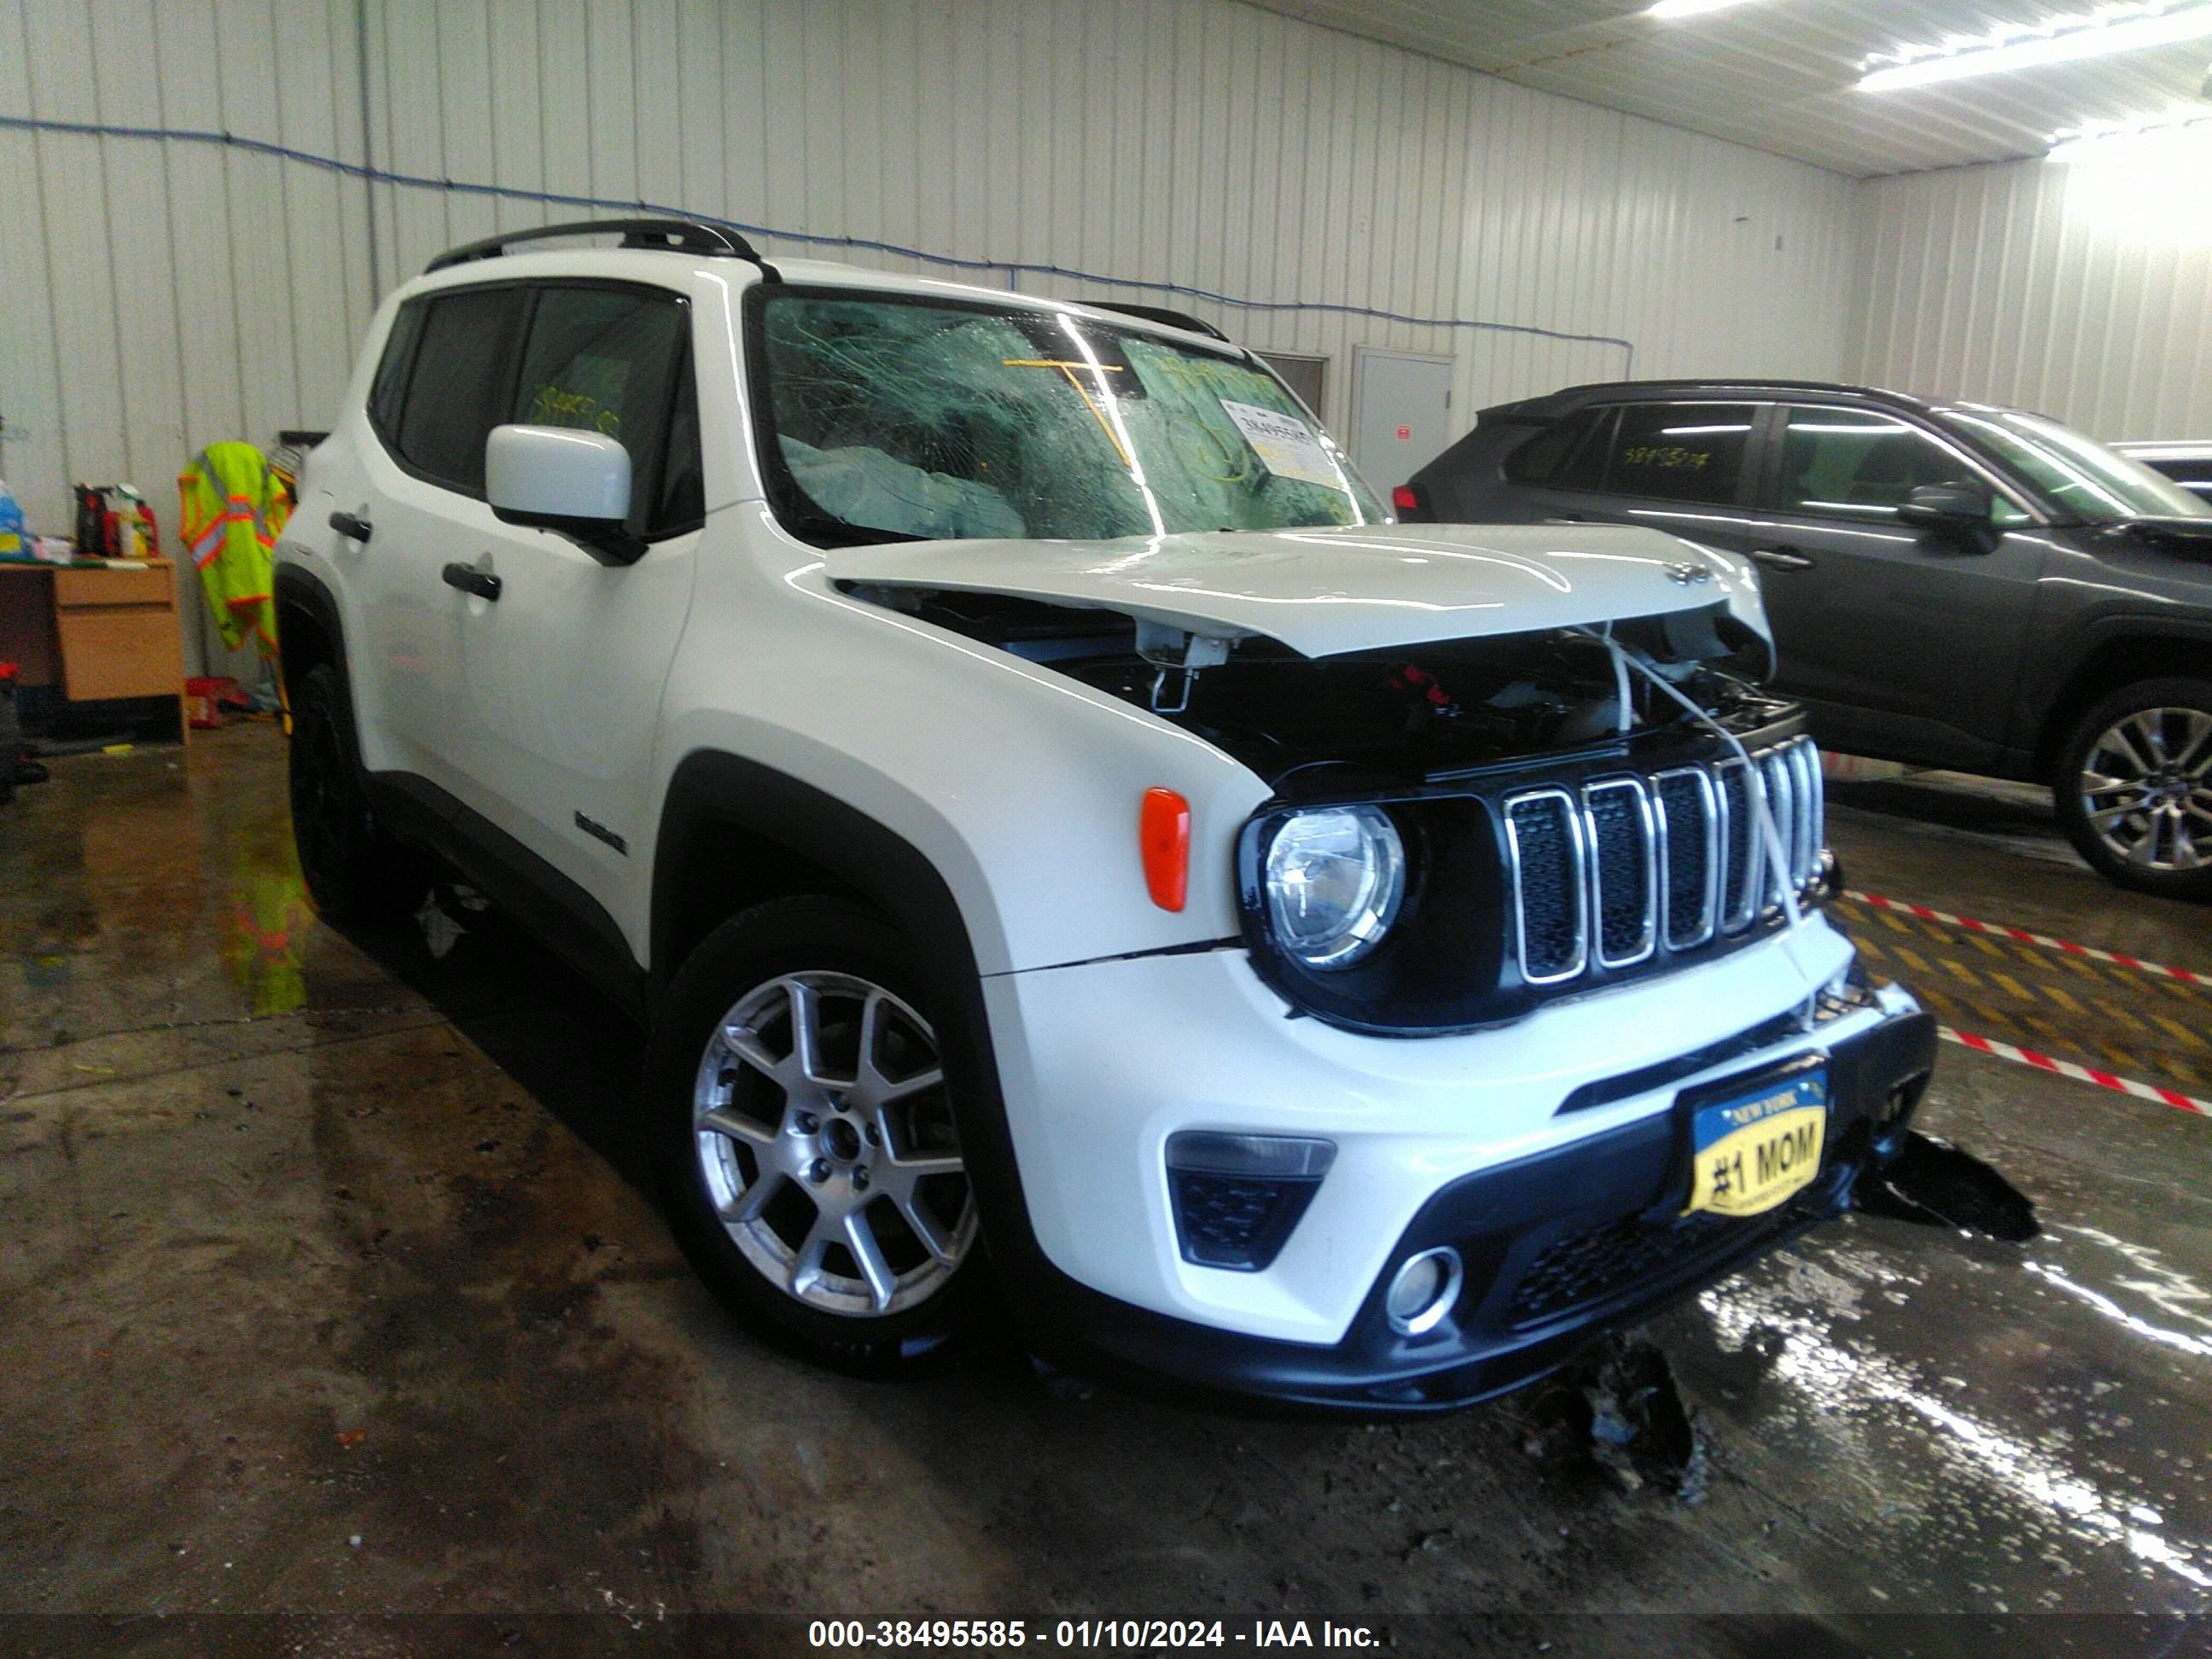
top-left (0, 560), bottom-right (189, 742)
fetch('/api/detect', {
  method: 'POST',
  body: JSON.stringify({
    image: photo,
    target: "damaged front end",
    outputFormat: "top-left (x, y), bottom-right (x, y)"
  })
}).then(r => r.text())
top-left (843, 571), bottom-right (1830, 1038)
top-left (852, 581), bottom-right (1775, 785)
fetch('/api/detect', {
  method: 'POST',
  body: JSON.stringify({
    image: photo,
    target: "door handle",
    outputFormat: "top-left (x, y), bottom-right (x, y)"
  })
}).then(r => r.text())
top-left (1749, 546), bottom-right (1814, 571)
top-left (441, 562), bottom-right (502, 601)
top-left (329, 510), bottom-right (372, 544)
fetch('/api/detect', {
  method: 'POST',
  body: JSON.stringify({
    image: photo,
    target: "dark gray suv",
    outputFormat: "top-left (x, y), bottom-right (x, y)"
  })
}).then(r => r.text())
top-left (1400, 381), bottom-right (2212, 899)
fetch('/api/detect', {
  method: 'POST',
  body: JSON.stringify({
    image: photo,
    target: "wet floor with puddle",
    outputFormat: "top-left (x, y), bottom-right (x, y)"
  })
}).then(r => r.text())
top-left (2, 730), bottom-right (2208, 1654)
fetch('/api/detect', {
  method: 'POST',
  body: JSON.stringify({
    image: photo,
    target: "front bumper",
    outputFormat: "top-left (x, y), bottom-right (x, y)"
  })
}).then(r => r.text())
top-left (973, 916), bottom-right (1937, 1406)
top-left (1073, 995), bottom-right (1933, 1410)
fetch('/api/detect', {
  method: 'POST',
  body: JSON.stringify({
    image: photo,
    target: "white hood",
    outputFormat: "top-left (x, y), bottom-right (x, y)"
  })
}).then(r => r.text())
top-left (829, 523), bottom-right (1768, 659)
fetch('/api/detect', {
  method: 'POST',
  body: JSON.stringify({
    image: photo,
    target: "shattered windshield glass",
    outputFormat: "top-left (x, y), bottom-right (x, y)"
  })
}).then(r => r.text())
top-left (753, 291), bottom-right (1382, 545)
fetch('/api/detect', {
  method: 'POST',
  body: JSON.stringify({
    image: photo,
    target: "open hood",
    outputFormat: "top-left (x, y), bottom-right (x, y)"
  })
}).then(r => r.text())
top-left (827, 522), bottom-right (1768, 658)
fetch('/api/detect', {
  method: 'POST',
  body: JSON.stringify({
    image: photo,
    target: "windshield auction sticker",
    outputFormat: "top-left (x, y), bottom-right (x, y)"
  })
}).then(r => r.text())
top-left (1219, 399), bottom-right (1342, 490)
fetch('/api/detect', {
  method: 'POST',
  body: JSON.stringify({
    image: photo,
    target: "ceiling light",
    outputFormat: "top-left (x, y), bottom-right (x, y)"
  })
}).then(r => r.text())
top-left (1646, 0), bottom-right (1763, 16)
top-left (2049, 114), bottom-right (2212, 244)
top-left (1859, 2), bottom-right (2212, 90)
top-left (2048, 108), bottom-right (2212, 160)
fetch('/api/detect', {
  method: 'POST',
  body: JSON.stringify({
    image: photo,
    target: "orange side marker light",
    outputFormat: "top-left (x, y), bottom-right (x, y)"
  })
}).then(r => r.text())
top-left (1140, 788), bottom-right (1191, 912)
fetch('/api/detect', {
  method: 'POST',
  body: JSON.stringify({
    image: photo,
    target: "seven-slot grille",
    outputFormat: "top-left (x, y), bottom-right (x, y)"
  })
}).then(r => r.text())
top-left (1504, 736), bottom-right (1824, 987)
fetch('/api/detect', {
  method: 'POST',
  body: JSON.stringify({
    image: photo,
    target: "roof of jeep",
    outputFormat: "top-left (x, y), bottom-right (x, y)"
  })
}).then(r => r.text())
top-left (402, 242), bottom-right (1235, 351)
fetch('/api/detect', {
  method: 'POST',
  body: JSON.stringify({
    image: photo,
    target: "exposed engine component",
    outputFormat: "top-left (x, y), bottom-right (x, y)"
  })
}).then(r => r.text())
top-left (850, 583), bottom-right (1778, 786)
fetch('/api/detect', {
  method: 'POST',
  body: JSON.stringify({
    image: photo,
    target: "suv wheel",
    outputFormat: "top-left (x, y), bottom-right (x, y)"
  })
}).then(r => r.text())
top-left (2054, 678), bottom-right (2212, 899)
top-left (648, 897), bottom-right (988, 1371)
top-left (288, 664), bottom-right (427, 923)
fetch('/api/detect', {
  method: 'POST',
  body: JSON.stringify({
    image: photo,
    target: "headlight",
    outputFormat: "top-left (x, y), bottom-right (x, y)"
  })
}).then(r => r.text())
top-left (1262, 806), bottom-right (1406, 968)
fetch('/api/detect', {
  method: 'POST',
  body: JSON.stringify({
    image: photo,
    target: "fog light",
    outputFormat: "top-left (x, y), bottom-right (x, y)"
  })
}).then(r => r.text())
top-left (1385, 1246), bottom-right (1464, 1336)
top-left (1166, 1133), bottom-right (1336, 1272)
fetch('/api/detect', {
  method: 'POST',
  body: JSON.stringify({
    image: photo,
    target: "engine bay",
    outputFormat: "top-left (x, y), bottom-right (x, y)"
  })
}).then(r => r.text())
top-left (843, 584), bottom-right (1785, 787)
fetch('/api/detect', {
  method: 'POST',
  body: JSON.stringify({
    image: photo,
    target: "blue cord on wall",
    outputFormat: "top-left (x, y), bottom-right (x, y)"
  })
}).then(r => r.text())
top-left (0, 112), bottom-right (1635, 371)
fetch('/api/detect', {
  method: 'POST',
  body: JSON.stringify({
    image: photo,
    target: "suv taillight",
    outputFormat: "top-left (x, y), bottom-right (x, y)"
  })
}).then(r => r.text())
top-left (1391, 483), bottom-right (1423, 519)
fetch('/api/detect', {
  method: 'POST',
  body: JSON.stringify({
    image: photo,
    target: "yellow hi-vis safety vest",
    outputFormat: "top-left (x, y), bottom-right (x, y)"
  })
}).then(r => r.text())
top-left (178, 443), bottom-right (291, 655)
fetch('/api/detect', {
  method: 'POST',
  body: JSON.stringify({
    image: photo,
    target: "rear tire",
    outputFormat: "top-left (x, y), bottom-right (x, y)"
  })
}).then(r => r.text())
top-left (2052, 677), bottom-right (2212, 900)
top-left (287, 664), bottom-right (428, 923)
top-left (647, 895), bottom-right (991, 1373)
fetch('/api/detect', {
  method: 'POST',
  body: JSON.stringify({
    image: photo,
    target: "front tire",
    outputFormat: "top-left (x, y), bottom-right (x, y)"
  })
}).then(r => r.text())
top-left (287, 664), bottom-right (427, 923)
top-left (647, 896), bottom-right (990, 1372)
top-left (2053, 678), bottom-right (2212, 899)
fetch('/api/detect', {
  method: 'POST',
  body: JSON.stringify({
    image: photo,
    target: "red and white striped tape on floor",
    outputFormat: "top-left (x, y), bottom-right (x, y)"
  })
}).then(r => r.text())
top-left (1941, 1027), bottom-right (2210, 1117)
top-left (1830, 888), bottom-right (2211, 1115)
top-left (1843, 889), bottom-right (2209, 988)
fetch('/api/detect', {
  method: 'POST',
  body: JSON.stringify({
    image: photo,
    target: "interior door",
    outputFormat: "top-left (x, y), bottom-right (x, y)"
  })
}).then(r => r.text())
top-left (1349, 347), bottom-right (1455, 493)
top-left (1744, 405), bottom-right (2047, 770)
top-left (451, 283), bottom-right (705, 913)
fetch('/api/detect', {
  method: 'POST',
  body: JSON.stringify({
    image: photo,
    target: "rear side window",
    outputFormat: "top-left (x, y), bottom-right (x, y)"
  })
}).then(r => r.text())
top-left (1506, 405), bottom-right (1615, 489)
top-left (393, 287), bottom-right (522, 492)
top-left (1600, 403), bottom-right (1757, 504)
top-left (511, 286), bottom-right (696, 536)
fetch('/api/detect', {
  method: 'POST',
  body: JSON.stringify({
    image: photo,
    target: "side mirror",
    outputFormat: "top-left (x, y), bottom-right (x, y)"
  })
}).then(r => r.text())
top-left (486, 424), bottom-right (642, 564)
top-left (1895, 480), bottom-right (1993, 541)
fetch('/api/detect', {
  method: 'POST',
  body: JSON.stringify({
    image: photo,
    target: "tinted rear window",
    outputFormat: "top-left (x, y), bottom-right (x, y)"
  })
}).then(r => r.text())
top-left (1602, 403), bottom-right (1757, 504)
top-left (1506, 405), bottom-right (1614, 488)
top-left (393, 287), bottom-right (521, 492)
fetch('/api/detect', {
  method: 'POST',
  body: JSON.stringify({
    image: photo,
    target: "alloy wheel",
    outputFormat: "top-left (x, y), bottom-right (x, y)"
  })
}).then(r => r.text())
top-left (691, 971), bottom-right (975, 1318)
top-left (2078, 706), bottom-right (2212, 873)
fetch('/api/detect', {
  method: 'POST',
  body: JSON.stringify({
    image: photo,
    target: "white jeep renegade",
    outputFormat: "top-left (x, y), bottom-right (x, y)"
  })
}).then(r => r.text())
top-left (276, 218), bottom-right (1935, 1409)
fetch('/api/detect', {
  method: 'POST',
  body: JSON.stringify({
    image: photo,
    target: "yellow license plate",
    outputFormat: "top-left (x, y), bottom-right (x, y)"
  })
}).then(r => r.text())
top-left (1685, 1068), bottom-right (1828, 1219)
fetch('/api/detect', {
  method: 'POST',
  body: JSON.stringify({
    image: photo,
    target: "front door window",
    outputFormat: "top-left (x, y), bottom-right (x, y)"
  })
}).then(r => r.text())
top-left (1775, 408), bottom-right (1988, 521)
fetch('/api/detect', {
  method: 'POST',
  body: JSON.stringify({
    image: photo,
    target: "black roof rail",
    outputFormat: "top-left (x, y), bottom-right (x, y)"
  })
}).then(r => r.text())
top-left (425, 216), bottom-right (779, 279)
top-left (1500, 376), bottom-right (1936, 416)
top-left (1084, 300), bottom-right (1229, 342)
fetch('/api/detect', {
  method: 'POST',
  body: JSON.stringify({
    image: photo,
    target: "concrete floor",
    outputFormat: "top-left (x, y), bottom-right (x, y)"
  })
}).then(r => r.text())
top-left (3, 725), bottom-right (2209, 1655)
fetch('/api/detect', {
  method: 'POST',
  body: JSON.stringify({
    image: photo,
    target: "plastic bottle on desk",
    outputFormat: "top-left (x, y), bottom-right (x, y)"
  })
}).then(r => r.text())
top-left (0, 480), bottom-right (26, 560)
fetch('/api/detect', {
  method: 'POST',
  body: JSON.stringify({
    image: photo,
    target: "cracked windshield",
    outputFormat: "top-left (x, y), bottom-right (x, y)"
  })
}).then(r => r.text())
top-left (756, 294), bottom-right (1381, 544)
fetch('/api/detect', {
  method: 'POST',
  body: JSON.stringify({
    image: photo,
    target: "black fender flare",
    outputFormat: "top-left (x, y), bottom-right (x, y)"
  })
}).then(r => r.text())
top-left (649, 749), bottom-right (1061, 1309)
top-left (2014, 612), bottom-right (2212, 766)
top-left (272, 561), bottom-right (350, 690)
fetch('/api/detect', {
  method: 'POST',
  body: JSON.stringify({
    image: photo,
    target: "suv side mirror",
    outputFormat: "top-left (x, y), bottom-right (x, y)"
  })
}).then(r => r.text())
top-left (1896, 480), bottom-right (1994, 543)
top-left (486, 424), bottom-right (643, 564)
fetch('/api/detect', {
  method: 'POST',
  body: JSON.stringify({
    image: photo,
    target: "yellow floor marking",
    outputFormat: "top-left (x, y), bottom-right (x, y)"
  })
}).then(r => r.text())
top-left (2151, 1011), bottom-right (2207, 1051)
top-left (1892, 945), bottom-right (1932, 975)
top-left (1965, 932), bottom-right (2008, 960)
top-left (2151, 974), bottom-right (2212, 1005)
top-left (1941, 958), bottom-right (1984, 989)
top-left (1986, 970), bottom-right (2035, 1001)
top-left (2041, 982), bottom-right (2087, 1017)
top-left (2092, 998), bottom-right (2150, 1036)
top-left (1880, 911), bottom-right (1913, 935)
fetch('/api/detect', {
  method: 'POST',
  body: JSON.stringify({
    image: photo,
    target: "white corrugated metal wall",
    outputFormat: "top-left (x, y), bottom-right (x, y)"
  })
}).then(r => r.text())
top-left (1854, 155), bottom-right (2212, 442)
top-left (0, 0), bottom-right (1864, 675)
